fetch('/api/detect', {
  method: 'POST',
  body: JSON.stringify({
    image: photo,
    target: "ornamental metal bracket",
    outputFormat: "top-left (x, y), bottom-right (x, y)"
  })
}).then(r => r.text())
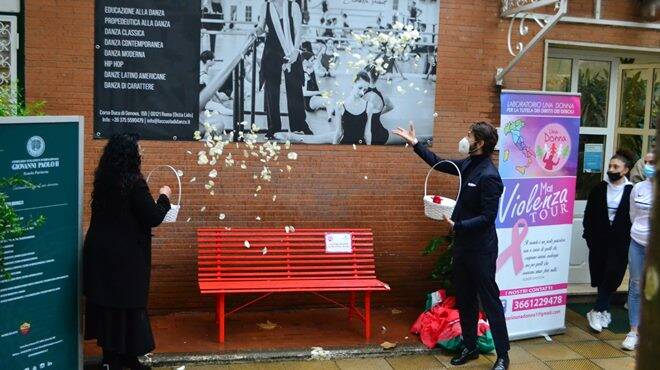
top-left (495, 0), bottom-right (568, 86)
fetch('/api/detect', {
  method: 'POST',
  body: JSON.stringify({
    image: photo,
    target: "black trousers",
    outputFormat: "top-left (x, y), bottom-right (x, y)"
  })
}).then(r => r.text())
top-left (263, 58), bottom-right (309, 135)
top-left (453, 251), bottom-right (510, 357)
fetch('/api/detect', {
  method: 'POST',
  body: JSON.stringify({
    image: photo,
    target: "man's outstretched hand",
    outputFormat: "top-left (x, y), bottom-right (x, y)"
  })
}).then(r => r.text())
top-left (392, 123), bottom-right (416, 145)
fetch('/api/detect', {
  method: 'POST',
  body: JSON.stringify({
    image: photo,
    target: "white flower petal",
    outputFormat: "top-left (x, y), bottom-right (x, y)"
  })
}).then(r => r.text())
top-left (244, 240), bottom-right (250, 249)
top-left (262, 247), bottom-right (268, 255)
top-left (200, 206), bottom-right (206, 212)
top-left (190, 177), bottom-right (196, 182)
top-left (219, 213), bottom-right (225, 220)
top-left (209, 169), bottom-right (218, 178)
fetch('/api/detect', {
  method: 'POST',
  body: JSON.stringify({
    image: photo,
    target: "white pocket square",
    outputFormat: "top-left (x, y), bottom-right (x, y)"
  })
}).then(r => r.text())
top-left (467, 182), bottom-right (477, 187)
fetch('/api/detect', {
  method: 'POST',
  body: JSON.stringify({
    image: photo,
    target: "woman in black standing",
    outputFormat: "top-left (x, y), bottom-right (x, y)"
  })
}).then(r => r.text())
top-left (582, 150), bottom-right (635, 333)
top-left (83, 133), bottom-right (171, 370)
top-left (255, 0), bottom-right (313, 140)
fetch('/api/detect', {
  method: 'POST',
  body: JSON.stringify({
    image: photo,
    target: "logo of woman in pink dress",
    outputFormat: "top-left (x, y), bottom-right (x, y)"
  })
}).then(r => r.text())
top-left (535, 123), bottom-right (571, 173)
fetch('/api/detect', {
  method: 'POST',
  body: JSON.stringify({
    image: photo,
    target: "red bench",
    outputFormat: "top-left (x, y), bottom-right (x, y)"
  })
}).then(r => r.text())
top-left (197, 228), bottom-right (390, 343)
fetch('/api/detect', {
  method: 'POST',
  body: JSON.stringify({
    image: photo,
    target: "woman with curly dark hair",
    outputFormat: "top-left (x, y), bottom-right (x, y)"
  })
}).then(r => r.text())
top-left (83, 133), bottom-right (171, 370)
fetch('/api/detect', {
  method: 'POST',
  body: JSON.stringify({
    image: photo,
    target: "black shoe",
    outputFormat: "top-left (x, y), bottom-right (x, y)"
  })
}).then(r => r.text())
top-left (491, 355), bottom-right (510, 370)
top-left (450, 347), bottom-right (479, 366)
top-left (300, 126), bottom-right (314, 135)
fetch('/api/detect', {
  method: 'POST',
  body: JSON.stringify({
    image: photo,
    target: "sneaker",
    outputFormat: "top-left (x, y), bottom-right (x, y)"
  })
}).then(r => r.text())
top-left (587, 310), bottom-right (603, 332)
top-left (601, 311), bottom-right (612, 328)
top-left (621, 331), bottom-right (638, 351)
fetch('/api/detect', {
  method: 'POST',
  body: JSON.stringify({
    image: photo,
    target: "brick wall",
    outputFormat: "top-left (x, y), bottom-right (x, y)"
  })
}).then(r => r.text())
top-left (25, 0), bottom-right (659, 313)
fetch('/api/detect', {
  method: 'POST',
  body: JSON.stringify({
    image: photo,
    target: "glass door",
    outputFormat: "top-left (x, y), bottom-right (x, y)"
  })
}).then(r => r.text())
top-left (615, 64), bottom-right (660, 159)
top-left (545, 52), bottom-right (617, 284)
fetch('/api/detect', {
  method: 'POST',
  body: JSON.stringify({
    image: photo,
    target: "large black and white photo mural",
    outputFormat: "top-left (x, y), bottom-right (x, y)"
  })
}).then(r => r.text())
top-left (199, 0), bottom-right (438, 145)
top-left (93, 0), bottom-right (438, 143)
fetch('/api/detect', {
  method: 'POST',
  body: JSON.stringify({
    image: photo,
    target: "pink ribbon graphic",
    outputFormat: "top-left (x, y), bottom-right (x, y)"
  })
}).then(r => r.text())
top-left (497, 218), bottom-right (528, 275)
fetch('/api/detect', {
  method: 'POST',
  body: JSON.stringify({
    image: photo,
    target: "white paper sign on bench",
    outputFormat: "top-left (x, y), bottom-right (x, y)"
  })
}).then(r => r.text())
top-left (325, 233), bottom-right (352, 253)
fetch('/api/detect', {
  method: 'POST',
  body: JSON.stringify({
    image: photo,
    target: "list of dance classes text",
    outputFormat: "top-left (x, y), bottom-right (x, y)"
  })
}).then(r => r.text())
top-left (98, 4), bottom-right (191, 126)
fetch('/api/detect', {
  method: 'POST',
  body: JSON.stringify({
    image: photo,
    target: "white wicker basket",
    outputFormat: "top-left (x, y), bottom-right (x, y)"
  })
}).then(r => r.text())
top-left (146, 165), bottom-right (181, 223)
top-left (423, 160), bottom-right (462, 221)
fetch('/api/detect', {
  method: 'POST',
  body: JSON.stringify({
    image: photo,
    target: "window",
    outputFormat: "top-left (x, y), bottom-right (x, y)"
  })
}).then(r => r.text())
top-left (230, 5), bottom-right (237, 21)
top-left (616, 65), bottom-right (659, 159)
top-left (578, 60), bottom-right (611, 128)
top-left (546, 58), bottom-right (572, 92)
top-left (245, 5), bottom-right (252, 22)
top-left (545, 54), bottom-right (613, 201)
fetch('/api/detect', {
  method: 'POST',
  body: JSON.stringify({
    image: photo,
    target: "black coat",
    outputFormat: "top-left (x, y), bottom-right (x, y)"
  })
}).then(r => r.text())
top-left (414, 143), bottom-right (503, 254)
top-left (83, 179), bottom-right (170, 308)
top-left (582, 181), bottom-right (632, 291)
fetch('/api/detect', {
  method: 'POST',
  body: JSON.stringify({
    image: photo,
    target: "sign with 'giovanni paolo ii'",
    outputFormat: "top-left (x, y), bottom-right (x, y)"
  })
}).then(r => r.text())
top-left (496, 91), bottom-right (580, 340)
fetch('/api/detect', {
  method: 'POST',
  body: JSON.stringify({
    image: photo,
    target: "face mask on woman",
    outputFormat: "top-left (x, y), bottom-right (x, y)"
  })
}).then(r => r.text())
top-left (607, 171), bottom-right (623, 182)
top-left (643, 164), bottom-right (655, 179)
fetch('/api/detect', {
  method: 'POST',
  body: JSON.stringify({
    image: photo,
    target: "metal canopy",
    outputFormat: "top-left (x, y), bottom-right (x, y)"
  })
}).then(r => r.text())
top-left (496, 0), bottom-right (567, 86)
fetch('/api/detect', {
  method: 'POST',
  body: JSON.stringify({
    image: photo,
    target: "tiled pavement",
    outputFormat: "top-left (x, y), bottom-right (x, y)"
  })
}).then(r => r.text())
top-left (153, 309), bottom-right (637, 369)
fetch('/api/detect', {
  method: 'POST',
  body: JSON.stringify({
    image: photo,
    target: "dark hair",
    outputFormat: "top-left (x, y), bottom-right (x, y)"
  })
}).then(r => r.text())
top-left (611, 149), bottom-right (635, 170)
top-left (91, 133), bottom-right (143, 212)
top-left (301, 41), bottom-right (313, 53)
top-left (364, 64), bottom-right (379, 84)
top-left (354, 70), bottom-right (370, 83)
top-left (470, 121), bottom-right (498, 155)
top-left (200, 50), bottom-right (214, 64)
top-left (320, 17), bottom-right (325, 24)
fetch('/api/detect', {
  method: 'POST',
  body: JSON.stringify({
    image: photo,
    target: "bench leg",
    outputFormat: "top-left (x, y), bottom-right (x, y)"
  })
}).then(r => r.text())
top-left (216, 293), bottom-right (225, 343)
top-left (348, 292), bottom-right (356, 321)
top-left (364, 291), bottom-right (371, 341)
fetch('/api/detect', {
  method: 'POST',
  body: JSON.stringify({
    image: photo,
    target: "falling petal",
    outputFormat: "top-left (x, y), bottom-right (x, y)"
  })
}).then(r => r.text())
top-left (285, 226), bottom-right (290, 233)
top-left (200, 206), bottom-right (206, 212)
top-left (352, 144), bottom-right (357, 150)
top-left (262, 247), bottom-right (268, 255)
top-left (176, 170), bottom-right (184, 177)
top-left (286, 165), bottom-right (292, 172)
top-left (244, 240), bottom-right (250, 248)
top-left (433, 112), bottom-right (439, 118)
top-left (209, 169), bottom-right (218, 178)
top-left (256, 185), bottom-right (262, 192)
top-left (219, 213), bottom-right (226, 220)
top-left (287, 152), bottom-right (298, 160)
top-left (186, 150), bottom-right (192, 155)
top-left (364, 176), bottom-right (368, 179)
top-left (186, 217), bottom-right (191, 222)
top-left (272, 195), bottom-right (277, 202)
top-left (256, 216), bottom-right (261, 221)
top-left (190, 177), bottom-right (196, 182)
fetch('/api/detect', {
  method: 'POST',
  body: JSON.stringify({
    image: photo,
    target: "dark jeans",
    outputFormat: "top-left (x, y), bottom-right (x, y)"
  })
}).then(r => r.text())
top-left (263, 59), bottom-right (309, 135)
top-left (453, 251), bottom-right (510, 357)
top-left (594, 284), bottom-right (613, 312)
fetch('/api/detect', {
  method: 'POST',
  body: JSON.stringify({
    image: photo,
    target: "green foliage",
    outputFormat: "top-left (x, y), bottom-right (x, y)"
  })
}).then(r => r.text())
top-left (578, 67), bottom-right (609, 127)
top-left (0, 83), bottom-right (46, 117)
top-left (620, 70), bottom-right (647, 129)
top-left (422, 235), bottom-right (454, 296)
top-left (0, 177), bottom-right (46, 280)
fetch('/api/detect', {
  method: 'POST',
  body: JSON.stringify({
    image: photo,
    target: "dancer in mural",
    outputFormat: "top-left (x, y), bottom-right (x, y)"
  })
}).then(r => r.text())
top-left (364, 66), bottom-right (392, 145)
top-left (275, 71), bottom-right (375, 144)
top-left (255, 0), bottom-right (314, 139)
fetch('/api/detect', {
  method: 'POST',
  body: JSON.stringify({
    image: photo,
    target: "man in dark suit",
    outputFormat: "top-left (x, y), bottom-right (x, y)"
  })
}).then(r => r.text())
top-left (393, 122), bottom-right (510, 370)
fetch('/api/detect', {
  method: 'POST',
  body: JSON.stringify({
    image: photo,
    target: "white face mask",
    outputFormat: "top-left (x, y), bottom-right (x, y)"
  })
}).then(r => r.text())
top-left (458, 137), bottom-right (471, 154)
